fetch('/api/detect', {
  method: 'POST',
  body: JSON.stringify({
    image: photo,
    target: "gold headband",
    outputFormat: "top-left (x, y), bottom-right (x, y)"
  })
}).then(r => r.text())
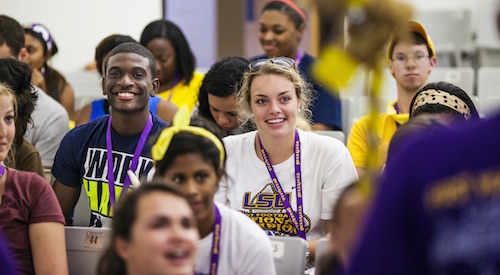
top-left (151, 106), bottom-right (225, 167)
top-left (411, 89), bottom-right (472, 120)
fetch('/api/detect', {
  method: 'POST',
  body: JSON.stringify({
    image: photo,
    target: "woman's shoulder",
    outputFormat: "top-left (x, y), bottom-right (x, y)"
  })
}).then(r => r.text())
top-left (301, 130), bottom-right (350, 158)
top-left (301, 129), bottom-right (344, 146)
top-left (216, 202), bottom-right (269, 240)
top-left (223, 131), bottom-right (256, 148)
top-left (7, 169), bottom-right (49, 190)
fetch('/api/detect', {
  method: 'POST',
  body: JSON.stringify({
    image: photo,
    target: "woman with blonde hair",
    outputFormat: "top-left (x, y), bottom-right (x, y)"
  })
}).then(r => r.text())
top-left (215, 57), bottom-right (357, 265)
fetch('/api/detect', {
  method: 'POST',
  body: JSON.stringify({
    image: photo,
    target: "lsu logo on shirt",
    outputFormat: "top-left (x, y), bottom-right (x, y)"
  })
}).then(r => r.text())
top-left (241, 183), bottom-right (311, 237)
top-left (82, 147), bottom-right (155, 226)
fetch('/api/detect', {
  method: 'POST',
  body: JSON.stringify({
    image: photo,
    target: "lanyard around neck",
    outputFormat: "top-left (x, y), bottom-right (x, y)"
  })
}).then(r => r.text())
top-left (0, 163), bottom-right (5, 178)
top-left (295, 50), bottom-right (304, 68)
top-left (106, 114), bottom-right (153, 209)
top-left (258, 130), bottom-right (306, 239)
top-left (209, 204), bottom-right (222, 275)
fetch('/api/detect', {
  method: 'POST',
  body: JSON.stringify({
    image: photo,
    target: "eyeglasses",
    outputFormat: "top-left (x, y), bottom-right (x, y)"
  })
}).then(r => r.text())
top-left (392, 53), bottom-right (429, 65)
top-left (248, 57), bottom-right (295, 71)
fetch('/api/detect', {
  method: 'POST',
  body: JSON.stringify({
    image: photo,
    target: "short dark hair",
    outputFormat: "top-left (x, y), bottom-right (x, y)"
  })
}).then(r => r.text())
top-left (140, 20), bottom-right (196, 84)
top-left (261, 1), bottom-right (305, 29)
top-left (104, 42), bottom-right (157, 79)
top-left (95, 34), bottom-right (136, 76)
top-left (0, 15), bottom-right (24, 57)
top-left (388, 32), bottom-right (433, 61)
top-left (410, 81), bottom-right (480, 122)
top-left (97, 181), bottom-right (185, 275)
top-left (0, 58), bottom-right (37, 144)
top-left (198, 56), bottom-right (249, 123)
top-left (154, 117), bottom-right (226, 178)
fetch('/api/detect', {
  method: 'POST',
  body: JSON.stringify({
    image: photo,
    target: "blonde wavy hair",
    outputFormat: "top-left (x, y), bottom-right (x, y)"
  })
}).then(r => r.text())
top-left (237, 61), bottom-right (313, 131)
top-left (0, 83), bottom-right (17, 167)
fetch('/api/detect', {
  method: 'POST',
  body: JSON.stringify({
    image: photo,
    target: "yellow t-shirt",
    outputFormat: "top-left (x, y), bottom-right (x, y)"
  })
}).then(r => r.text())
top-left (347, 99), bottom-right (409, 169)
top-left (156, 71), bottom-right (204, 113)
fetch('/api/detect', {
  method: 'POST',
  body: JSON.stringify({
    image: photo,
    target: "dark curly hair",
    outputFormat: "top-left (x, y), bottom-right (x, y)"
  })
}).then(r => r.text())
top-left (0, 58), bottom-right (37, 145)
top-left (198, 56), bottom-right (249, 124)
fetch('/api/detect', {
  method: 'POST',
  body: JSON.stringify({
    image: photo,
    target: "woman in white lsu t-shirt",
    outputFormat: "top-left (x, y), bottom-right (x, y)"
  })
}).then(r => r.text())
top-left (214, 57), bottom-right (358, 263)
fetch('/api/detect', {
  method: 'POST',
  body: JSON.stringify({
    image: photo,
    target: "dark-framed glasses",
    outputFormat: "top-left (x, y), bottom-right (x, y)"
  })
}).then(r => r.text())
top-left (248, 57), bottom-right (295, 71)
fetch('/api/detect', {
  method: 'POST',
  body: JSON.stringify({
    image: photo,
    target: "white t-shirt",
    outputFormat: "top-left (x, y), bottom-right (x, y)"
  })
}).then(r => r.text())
top-left (215, 130), bottom-right (358, 240)
top-left (194, 202), bottom-right (276, 275)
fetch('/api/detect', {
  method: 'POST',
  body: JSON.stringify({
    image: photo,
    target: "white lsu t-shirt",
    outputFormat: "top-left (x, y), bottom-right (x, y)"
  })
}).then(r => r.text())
top-left (215, 130), bottom-right (358, 240)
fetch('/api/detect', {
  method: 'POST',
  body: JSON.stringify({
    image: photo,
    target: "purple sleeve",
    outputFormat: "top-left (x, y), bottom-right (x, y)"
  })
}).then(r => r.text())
top-left (346, 146), bottom-right (428, 275)
top-left (0, 231), bottom-right (16, 275)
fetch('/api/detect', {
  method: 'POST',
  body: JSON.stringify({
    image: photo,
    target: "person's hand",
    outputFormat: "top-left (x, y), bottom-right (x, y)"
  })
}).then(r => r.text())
top-left (31, 68), bottom-right (47, 92)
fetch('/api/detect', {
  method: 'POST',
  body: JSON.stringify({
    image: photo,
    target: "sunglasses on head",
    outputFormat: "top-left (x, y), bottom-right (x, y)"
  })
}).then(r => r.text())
top-left (248, 57), bottom-right (295, 71)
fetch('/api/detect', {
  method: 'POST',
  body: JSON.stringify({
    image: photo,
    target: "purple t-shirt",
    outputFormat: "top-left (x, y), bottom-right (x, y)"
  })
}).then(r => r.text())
top-left (347, 111), bottom-right (500, 275)
top-left (0, 169), bottom-right (65, 274)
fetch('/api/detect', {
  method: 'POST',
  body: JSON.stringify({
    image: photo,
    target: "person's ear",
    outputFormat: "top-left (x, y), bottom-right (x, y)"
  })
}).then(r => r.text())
top-left (388, 60), bottom-right (395, 78)
top-left (428, 56), bottom-right (437, 74)
top-left (151, 77), bottom-right (160, 97)
top-left (114, 237), bottom-right (130, 261)
top-left (296, 23), bottom-right (305, 42)
top-left (18, 48), bottom-right (28, 64)
top-left (102, 76), bottom-right (107, 96)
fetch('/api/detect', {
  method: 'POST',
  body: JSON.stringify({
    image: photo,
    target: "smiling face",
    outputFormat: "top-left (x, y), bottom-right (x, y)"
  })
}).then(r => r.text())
top-left (145, 38), bottom-right (177, 89)
top-left (250, 74), bottom-right (299, 140)
top-left (24, 33), bottom-right (46, 70)
top-left (259, 10), bottom-right (304, 59)
top-left (388, 42), bottom-right (436, 94)
top-left (0, 93), bottom-right (15, 163)
top-left (161, 153), bottom-right (220, 227)
top-left (102, 52), bottom-right (159, 115)
top-left (208, 93), bottom-right (239, 132)
top-left (116, 191), bottom-right (198, 275)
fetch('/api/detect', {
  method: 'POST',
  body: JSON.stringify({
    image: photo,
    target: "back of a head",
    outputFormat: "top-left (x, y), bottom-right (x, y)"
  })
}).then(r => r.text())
top-left (387, 113), bottom-right (452, 162)
top-left (139, 19), bottom-right (195, 83)
top-left (0, 15), bottom-right (24, 57)
top-left (95, 34), bottom-right (136, 76)
top-left (410, 81), bottom-right (480, 122)
top-left (198, 56), bottom-right (250, 122)
top-left (104, 42), bottom-right (157, 79)
top-left (0, 58), bottom-right (37, 140)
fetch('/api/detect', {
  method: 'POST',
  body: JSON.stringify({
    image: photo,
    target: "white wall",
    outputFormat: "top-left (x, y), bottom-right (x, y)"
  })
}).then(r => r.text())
top-left (0, 0), bottom-right (162, 73)
top-left (165, 0), bottom-right (216, 69)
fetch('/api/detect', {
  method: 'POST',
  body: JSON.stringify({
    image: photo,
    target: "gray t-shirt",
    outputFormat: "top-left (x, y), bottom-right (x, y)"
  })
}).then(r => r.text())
top-left (24, 85), bottom-right (69, 167)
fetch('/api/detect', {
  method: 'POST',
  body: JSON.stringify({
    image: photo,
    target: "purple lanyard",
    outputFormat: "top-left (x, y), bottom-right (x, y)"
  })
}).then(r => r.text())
top-left (106, 114), bottom-right (153, 208)
top-left (258, 130), bottom-right (306, 239)
top-left (0, 163), bottom-right (5, 178)
top-left (295, 50), bottom-right (304, 68)
top-left (210, 204), bottom-right (222, 275)
top-left (394, 102), bottom-right (401, 128)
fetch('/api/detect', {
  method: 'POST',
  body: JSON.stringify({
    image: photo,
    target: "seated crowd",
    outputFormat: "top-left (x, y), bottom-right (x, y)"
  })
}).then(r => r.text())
top-left (0, 0), bottom-right (499, 274)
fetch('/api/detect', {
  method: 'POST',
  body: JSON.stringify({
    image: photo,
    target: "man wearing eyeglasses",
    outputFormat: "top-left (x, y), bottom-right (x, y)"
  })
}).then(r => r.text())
top-left (347, 20), bottom-right (436, 177)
